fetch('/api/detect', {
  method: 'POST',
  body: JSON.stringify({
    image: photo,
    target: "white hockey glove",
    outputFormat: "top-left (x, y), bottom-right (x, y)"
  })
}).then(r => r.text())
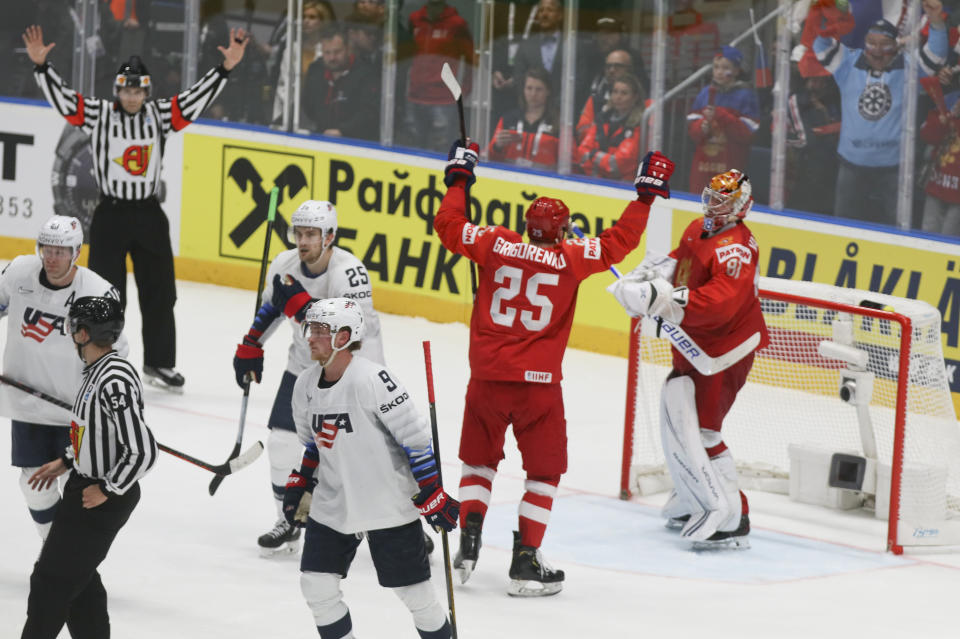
top-left (608, 277), bottom-right (687, 324)
top-left (623, 250), bottom-right (678, 283)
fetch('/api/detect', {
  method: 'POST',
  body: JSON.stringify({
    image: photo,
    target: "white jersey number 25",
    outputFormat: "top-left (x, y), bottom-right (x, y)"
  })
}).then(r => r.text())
top-left (490, 266), bottom-right (559, 331)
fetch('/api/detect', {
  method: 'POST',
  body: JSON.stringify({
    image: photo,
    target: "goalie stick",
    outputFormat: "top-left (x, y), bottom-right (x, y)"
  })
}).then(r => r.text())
top-left (0, 373), bottom-right (264, 476)
top-left (440, 61), bottom-right (478, 299)
top-left (422, 341), bottom-right (458, 639)
top-left (570, 225), bottom-right (759, 375)
top-left (209, 186), bottom-right (279, 496)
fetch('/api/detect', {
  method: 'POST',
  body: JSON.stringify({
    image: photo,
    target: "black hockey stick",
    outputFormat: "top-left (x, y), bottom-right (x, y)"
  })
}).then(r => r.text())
top-left (209, 186), bottom-right (279, 496)
top-left (0, 373), bottom-right (263, 476)
top-left (440, 62), bottom-right (478, 300)
top-left (422, 341), bottom-right (458, 639)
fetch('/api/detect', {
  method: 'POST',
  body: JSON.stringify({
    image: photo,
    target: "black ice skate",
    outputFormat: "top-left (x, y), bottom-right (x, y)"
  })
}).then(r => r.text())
top-left (258, 518), bottom-right (301, 557)
top-left (143, 366), bottom-right (185, 393)
top-left (507, 532), bottom-right (564, 597)
top-left (691, 514), bottom-right (750, 550)
top-left (453, 512), bottom-right (483, 584)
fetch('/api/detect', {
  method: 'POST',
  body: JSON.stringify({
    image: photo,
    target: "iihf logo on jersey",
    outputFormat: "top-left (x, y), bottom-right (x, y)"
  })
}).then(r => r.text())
top-left (21, 308), bottom-right (66, 343)
top-left (312, 413), bottom-right (354, 449)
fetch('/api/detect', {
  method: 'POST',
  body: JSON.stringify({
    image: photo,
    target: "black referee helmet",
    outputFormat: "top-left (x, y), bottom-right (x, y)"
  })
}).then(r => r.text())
top-left (114, 55), bottom-right (152, 96)
top-left (69, 296), bottom-right (124, 345)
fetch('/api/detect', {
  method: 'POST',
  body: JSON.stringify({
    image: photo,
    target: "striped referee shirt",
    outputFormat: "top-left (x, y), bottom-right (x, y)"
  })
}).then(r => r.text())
top-left (65, 351), bottom-right (157, 496)
top-left (34, 62), bottom-right (229, 201)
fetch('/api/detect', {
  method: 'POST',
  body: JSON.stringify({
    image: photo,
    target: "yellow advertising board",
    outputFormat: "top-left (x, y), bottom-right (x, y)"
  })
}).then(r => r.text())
top-left (179, 133), bottom-right (647, 355)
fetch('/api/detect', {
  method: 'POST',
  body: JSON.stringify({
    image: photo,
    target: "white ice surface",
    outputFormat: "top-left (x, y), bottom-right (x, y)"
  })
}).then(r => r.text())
top-left (1, 278), bottom-right (958, 638)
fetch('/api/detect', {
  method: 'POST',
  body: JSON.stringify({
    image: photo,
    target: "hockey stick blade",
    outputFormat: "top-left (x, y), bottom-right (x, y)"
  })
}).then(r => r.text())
top-left (224, 440), bottom-right (264, 474)
top-left (440, 62), bottom-right (461, 101)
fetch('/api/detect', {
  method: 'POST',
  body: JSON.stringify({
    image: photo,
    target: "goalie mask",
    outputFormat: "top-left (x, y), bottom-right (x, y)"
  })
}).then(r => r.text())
top-left (288, 200), bottom-right (337, 246)
top-left (114, 56), bottom-right (152, 96)
top-left (525, 197), bottom-right (570, 244)
top-left (700, 169), bottom-right (752, 233)
top-left (302, 297), bottom-right (364, 353)
top-left (37, 215), bottom-right (83, 265)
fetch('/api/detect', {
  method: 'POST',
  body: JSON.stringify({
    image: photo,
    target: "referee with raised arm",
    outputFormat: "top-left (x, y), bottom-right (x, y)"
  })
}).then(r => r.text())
top-left (22, 24), bottom-right (250, 392)
top-left (22, 296), bottom-right (158, 639)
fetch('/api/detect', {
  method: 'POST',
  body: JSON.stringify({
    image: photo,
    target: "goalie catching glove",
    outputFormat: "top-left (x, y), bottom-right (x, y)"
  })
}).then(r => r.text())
top-left (607, 276), bottom-right (688, 324)
top-left (271, 274), bottom-right (312, 322)
top-left (444, 139), bottom-right (480, 188)
top-left (635, 151), bottom-right (675, 200)
top-left (412, 480), bottom-right (460, 533)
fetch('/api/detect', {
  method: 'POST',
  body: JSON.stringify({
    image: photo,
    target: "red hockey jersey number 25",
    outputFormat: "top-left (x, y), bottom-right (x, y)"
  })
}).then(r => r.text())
top-left (434, 183), bottom-right (651, 383)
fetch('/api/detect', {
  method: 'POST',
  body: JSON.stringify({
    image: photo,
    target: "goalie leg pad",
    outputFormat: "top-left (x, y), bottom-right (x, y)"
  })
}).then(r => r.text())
top-left (19, 467), bottom-right (60, 540)
top-left (659, 376), bottom-right (732, 541)
top-left (301, 571), bottom-right (351, 629)
top-left (268, 428), bottom-right (302, 511)
top-left (701, 433), bottom-right (742, 532)
top-left (393, 580), bottom-right (448, 635)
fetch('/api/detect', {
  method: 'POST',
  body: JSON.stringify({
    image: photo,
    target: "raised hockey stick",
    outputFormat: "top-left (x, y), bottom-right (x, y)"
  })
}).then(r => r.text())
top-left (209, 186), bottom-right (279, 496)
top-left (570, 225), bottom-right (759, 376)
top-left (440, 62), bottom-right (478, 300)
top-left (0, 373), bottom-right (264, 476)
top-left (422, 341), bottom-right (458, 639)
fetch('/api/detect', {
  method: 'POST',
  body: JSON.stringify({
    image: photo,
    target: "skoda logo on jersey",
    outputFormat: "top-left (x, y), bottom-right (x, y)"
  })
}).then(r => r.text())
top-left (858, 82), bottom-right (892, 122)
top-left (312, 413), bottom-right (354, 449)
top-left (114, 144), bottom-right (153, 176)
top-left (21, 307), bottom-right (66, 343)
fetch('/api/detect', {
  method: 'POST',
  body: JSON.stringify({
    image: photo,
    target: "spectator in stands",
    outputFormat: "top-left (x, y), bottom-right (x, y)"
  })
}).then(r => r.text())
top-left (488, 66), bottom-right (559, 171)
top-left (785, 46), bottom-right (842, 216)
top-left (574, 73), bottom-right (645, 182)
top-left (686, 46), bottom-right (760, 193)
top-left (814, 3), bottom-right (948, 225)
top-left (345, 11), bottom-right (383, 73)
top-left (919, 67), bottom-right (960, 235)
top-left (302, 25), bottom-right (379, 140)
top-left (354, 0), bottom-right (386, 24)
top-left (273, 0), bottom-right (336, 125)
top-left (582, 17), bottom-right (649, 100)
top-left (576, 48), bottom-right (638, 143)
top-left (404, 0), bottom-right (474, 153)
top-left (494, 0), bottom-right (566, 116)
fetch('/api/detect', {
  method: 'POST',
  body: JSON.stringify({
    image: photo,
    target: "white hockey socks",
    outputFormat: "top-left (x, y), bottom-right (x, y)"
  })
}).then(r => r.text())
top-left (301, 572), bottom-right (353, 638)
top-left (268, 429), bottom-right (302, 513)
top-left (395, 580), bottom-right (449, 637)
top-left (19, 467), bottom-right (60, 540)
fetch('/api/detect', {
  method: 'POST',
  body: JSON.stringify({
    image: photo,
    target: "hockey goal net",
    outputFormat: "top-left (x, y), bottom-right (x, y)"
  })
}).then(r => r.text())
top-left (620, 277), bottom-right (960, 553)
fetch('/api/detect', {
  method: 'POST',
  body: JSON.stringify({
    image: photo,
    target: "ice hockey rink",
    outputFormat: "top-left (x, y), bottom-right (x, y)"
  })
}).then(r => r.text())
top-left (1, 277), bottom-right (958, 638)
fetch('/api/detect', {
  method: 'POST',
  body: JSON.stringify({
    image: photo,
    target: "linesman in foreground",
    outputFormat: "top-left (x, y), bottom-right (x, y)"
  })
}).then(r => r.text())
top-left (21, 296), bottom-right (158, 639)
top-left (22, 24), bottom-right (250, 392)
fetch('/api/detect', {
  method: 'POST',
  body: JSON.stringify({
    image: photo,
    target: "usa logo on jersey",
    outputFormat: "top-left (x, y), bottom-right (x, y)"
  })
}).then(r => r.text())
top-left (311, 413), bottom-right (354, 449)
top-left (21, 308), bottom-right (66, 343)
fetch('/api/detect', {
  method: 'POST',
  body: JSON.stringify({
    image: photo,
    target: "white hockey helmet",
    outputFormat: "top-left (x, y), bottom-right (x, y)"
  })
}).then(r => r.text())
top-left (700, 169), bottom-right (752, 233)
top-left (302, 297), bottom-right (364, 352)
top-left (288, 200), bottom-right (337, 244)
top-left (37, 215), bottom-right (83, 264)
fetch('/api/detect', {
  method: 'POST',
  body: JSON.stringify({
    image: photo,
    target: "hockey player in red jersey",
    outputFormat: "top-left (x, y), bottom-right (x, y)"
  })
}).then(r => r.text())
top-left (608, 169), bottom-right (769, 549)
top-left (435, 139), bottom-right (674, 594)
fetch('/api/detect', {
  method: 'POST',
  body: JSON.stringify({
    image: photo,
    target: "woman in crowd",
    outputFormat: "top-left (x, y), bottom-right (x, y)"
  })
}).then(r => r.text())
top-left (488, 67), bottom-right (560, 171)
top-left (574, 72), bottom-right (645, 182)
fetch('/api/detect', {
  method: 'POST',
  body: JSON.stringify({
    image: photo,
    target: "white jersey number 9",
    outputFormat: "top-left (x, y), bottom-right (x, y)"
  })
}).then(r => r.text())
top-left (490, 266), bottom-right (559, 331)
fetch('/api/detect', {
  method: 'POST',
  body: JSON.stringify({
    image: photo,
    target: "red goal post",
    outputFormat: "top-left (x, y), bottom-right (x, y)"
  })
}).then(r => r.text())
top-left (620, 277), bottom-right (960, 554)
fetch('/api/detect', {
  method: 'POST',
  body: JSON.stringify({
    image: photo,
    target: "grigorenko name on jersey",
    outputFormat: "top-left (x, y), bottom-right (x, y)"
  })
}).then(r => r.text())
top-left (492, 236), bottom-right (568, 269)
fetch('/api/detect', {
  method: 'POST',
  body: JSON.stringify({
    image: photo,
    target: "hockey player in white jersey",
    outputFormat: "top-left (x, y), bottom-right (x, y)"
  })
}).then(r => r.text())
top-left (0, 215), bottom-right (127, 540)
top-left (232, 200), bottom-right (386, 555)
top-left (285, 298), bottom-right (457, 639)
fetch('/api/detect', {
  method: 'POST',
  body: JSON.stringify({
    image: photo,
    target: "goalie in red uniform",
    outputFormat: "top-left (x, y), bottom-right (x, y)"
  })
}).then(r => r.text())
top-left (435, 140), bottom-right (674, 594)
top-left (608, 169), bottom-right (769, 549)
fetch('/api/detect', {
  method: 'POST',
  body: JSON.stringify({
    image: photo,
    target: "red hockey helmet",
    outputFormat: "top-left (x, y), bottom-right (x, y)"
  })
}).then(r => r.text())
top-left (524, 197), bottom-right (570, 243)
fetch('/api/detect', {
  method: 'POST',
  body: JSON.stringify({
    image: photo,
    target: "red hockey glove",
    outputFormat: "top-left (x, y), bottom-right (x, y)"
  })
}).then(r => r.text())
top-left (635, 151), bottom-right (674, 200)
top-left (444, 139), bottom-right (480, 188)
top-left (233, 333), bottom-right (264, 387)
top-left (271, 274), bottom-right (312, 321)
top-left (412, 480), bottom-right (460, 533)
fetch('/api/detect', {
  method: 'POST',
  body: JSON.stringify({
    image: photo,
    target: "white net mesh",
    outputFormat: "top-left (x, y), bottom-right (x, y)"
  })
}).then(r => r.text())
top-left (625, 277), bottom-right (960, 548)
